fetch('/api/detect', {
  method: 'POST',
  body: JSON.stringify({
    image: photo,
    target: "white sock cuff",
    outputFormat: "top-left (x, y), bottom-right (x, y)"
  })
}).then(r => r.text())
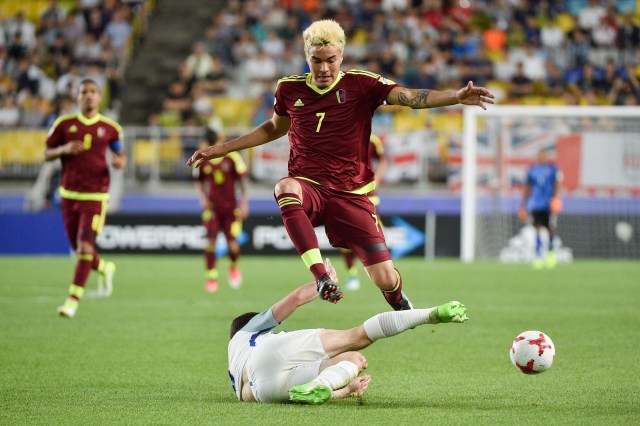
top-left (336, 360), bottom-right (359, 381)
top-left (363, 315), bottom-right (385, 342)
top-left (314, 361), bottom-right (359, 390)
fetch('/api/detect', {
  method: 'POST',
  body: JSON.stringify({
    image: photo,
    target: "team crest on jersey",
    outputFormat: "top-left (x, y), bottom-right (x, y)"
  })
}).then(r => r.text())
top-left (69, 125), bottom-right (78, 133)
top-left (294, 99), bottom-right (304, 107)
top-left (336, 89), bottom-right (346, 104)
top-left (97, 127), bottom-right (105, 138)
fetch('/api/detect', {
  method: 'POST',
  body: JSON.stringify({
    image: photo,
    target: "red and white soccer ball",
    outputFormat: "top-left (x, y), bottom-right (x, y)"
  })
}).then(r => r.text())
top-left (510, 330), bottom-right (555, 374)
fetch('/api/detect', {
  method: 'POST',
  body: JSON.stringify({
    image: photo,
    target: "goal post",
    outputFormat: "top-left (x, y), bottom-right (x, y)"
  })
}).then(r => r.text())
top-left (461, 106), bottom-right (640, 262)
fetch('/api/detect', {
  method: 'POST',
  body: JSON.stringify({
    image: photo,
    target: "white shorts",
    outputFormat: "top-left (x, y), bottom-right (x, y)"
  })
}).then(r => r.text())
top-left (246, 328), bottom-right (328, 403)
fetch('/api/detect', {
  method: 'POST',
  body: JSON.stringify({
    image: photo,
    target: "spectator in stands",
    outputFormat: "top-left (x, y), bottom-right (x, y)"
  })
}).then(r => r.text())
top-left (7, 31), bottom-right (30, 67)
top-left (59, 10), bottom-right (86, 44)
top-left (508, 62), bottom-right (534, 99)
top-left (277, 44), bottom-right (305, 77)
top-left (243, 48), bottom-right (278, 92)
top-left (19, 93), bottom-right (47, 128)
top-left (545, 61), bottom-right (567, 98)
top-left (233, 31), bottom-right (259, 64)
top-left (578, 0), bottom-right (606, 31)
top-left (592, 15), bottom-right (617, 48)
top-left (0, 95), bottom-right (21, 127)
top-left (40, 0), bottom-right (67, 25)
top-left (56, 62), bottom-right (81, 98)
top-left (460, 45), bottom-right (494, 87)
top-left (85, 7), bottom-right (107, 40)
top-left (482, 19), bottom-right (507, 54)
top-left (6, 12), bottom-right (37, 51)
top-left (617, 12), bottom-right (639, 64)
top-left (104, 6), bottom-right (132, 61)
top-left (607, 69), bottom-right (640, 106)
top-left (74, 33), bottom-right (103, 64)
top-left (43, 95), bottom-right (75, 128)
top-left (184, 41), bottom-right (215, 82)
top-left (566, 28), bottom-right (591, 68)
top-left (261, 29), bottom-right (286, 59)
top-left (575, 62), bottom-right (604, 97)
top-left (540, 17), bottom-right (565, 50)
top-left (162, 78), bottom-right (192, 120)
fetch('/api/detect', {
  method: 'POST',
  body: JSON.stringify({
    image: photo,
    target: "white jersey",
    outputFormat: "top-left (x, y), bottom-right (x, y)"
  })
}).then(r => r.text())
top-left (227, 308), bottom-right (279, 401)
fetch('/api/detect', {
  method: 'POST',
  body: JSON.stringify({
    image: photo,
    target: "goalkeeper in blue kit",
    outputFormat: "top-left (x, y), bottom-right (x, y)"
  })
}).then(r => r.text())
top-left (519, 148), bottom-right (563, 269)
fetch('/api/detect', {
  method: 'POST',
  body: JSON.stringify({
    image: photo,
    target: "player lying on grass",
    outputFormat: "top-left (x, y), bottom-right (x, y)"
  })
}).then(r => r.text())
top-left (228, 258), bottom-right (468, 404)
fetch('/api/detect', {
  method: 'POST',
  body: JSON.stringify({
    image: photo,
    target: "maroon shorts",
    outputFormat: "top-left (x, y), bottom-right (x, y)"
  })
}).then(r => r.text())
top-left (61, 198), bottom-right (107, 251)
top-left (294, 178), bottom-right (391, 266)
top-left (203, 208), bottom-right (240, 242)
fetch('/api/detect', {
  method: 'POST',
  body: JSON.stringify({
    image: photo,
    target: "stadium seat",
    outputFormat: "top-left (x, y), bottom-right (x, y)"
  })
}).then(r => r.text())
top-left (210, 97), bottom-right (252, 128)
top-left (0, 0), bottom-right (50, 22)
top-left (133, 140), bottom-right (157, 166)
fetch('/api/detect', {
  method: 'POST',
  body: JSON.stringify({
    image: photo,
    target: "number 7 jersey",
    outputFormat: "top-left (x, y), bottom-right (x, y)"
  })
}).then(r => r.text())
top-left (274, 70), bottom-right (397, 192)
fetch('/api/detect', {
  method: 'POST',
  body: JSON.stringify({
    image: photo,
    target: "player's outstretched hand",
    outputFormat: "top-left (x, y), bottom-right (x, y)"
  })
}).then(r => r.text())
top-left (457, 81), bottom-right (495, 110)
top-left (186, 144), bottom-right (225, 167)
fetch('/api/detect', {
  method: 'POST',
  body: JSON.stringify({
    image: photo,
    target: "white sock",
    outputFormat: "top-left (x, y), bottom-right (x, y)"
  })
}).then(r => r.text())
top-left (363, 308), bottom-right (437, 342)
top-left (312, 361), bottom-right (359, 390)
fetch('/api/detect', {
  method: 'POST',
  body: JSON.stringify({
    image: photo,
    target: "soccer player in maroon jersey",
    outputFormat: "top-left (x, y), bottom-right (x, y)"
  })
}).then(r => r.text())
top-left (342, 133), bottom-right (387, 291)
top-left (44, 78), bottom-right (126, 318)
top-left (188, 20), bottom-right (494, 310)
top-left (196, 127), bottom-right (249, 292)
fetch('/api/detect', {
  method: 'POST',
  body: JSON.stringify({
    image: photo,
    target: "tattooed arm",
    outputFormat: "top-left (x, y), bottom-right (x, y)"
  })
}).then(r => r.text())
top-left (387, 81), bottom-right (495, 110)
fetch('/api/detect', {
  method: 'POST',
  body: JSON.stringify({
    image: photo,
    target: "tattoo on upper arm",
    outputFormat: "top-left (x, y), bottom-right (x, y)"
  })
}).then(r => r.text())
top-left (397, 89), bottom-right (432, 109)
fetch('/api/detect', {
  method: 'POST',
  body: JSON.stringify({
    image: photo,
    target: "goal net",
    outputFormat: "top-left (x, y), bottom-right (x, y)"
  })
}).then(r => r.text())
top-left (460, 106), bottom-right (640, 262)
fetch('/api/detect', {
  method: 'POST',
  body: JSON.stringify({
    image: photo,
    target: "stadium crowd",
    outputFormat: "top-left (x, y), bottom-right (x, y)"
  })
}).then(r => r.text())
top-left (158, 0), bottom-right (640, 129)
top-left (1, 0), bottom-right (639, 130)
top-left (0, 0), bottom-right (148, 128)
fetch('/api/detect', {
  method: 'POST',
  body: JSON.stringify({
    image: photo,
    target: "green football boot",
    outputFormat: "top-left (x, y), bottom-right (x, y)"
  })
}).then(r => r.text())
top-left (429, 301), bottom-right (469, 323)
top-left (289, 381), bottom-right (331, 405)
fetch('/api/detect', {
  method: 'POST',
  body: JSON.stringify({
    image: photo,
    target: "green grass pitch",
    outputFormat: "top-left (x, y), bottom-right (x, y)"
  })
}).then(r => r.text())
top-left (1, 255), bottom-right (639, 424)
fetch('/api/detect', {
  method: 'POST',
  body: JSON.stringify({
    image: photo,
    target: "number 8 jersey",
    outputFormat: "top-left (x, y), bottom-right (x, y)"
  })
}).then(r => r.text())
top-left (46, 113), bottom-right (123, 196)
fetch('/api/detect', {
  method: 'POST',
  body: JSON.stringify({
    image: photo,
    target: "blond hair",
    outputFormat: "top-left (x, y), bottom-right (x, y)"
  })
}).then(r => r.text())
top-left (303, 20), bottom-right (346, 56)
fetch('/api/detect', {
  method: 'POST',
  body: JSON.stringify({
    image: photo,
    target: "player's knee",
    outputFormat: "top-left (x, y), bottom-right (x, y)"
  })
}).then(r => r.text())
top-left (274, 178), bottom-right (300, 197)
top-left (345, 351), bottom-right (368, 372)
top-left (370, 267), bottom-right (397, 289)
top-left (77, 241), bottom-right (94, 254)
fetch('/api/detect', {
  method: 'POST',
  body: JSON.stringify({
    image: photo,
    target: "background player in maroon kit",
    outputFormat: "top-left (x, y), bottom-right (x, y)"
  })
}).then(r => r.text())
top-left (342, 133), bottom-right (387, 291)
top-left (188, 20), bottom-right (494, 310)
top-left (196, 127), bottom-right (249, 292)
top-left (44, 78), bottom-right (126, 318)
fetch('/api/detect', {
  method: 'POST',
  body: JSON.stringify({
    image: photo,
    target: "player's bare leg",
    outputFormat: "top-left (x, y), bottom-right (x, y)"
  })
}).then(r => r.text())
top-left (365, 261), bottom-right (413, 310)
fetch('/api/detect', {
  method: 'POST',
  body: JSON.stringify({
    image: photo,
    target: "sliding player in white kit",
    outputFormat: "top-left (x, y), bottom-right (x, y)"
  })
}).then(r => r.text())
top-left (227, 259), bottom-right (468, 404)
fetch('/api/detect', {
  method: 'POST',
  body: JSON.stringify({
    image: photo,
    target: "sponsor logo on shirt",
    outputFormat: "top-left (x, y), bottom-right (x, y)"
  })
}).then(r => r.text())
top-left (294, 99), bottom-right (304, 107)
